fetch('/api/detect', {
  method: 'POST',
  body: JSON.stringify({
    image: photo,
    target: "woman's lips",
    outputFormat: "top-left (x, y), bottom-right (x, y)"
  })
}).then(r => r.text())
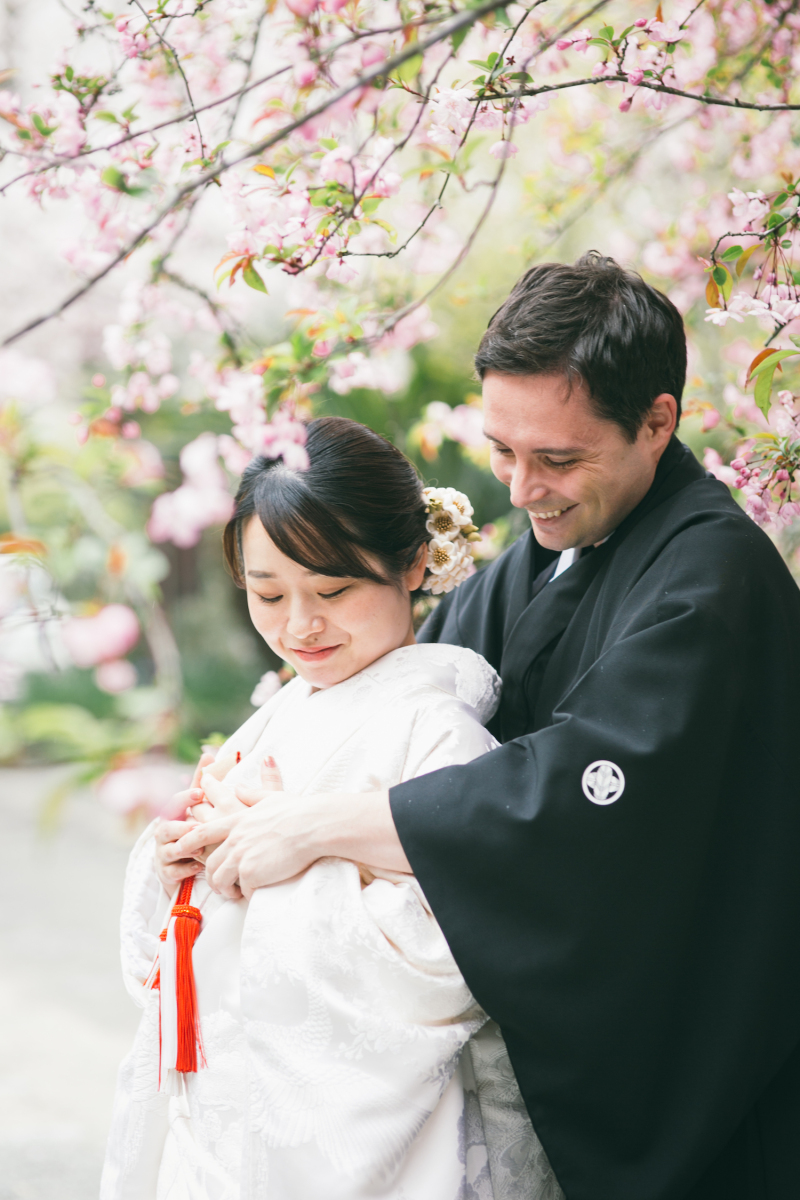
top-left (292, 644), bottom-right (341, 663)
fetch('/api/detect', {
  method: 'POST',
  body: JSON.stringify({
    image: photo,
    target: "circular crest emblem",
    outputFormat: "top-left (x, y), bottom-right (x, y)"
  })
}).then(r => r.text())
top-left (582, 760), bottom-right (625, 806)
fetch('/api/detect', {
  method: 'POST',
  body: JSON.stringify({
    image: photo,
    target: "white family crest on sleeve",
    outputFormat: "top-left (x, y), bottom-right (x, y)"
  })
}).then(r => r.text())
top-left (582, 760), bottom-right (625, 805)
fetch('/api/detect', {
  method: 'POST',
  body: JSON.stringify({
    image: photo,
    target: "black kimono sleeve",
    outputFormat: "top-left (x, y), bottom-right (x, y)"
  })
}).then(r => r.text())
top-left (391, 520), bottom-right (800, 1200)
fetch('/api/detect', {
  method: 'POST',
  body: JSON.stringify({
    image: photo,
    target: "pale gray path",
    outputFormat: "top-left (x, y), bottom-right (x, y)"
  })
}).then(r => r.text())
top-left (0, 768), bottom-right (141, 1200)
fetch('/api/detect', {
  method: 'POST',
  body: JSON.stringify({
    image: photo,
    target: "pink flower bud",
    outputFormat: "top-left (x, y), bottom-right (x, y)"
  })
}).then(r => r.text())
top-left (701, 408), bottom-right (721, 432)
top-left (556, 38), bottom-right (573, 50)
top-left (121, 421), bottom-right (141, 439)
top-left (619, 97), bottom-right (633, 113)
top-left (730, 458), bottom-right (747, 470)
top-left (285, 0), bottom-right (319, 16)
top-left (635, 18), bottom-right (649, 27)
top-left (294, 61), bottom-right (318, 88)
top-left (627, 69), bottom-right (644, 86)
top-left (776, 469), bottom-right (791, 481)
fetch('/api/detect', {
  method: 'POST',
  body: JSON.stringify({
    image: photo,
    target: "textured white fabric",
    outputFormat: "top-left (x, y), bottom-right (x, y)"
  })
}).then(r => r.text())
top-left (102, 643), bottom-right (562, 1200)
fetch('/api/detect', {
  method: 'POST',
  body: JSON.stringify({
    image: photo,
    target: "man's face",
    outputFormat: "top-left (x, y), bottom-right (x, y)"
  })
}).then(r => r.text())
top-left (483, 371), bottom-right (677, 550)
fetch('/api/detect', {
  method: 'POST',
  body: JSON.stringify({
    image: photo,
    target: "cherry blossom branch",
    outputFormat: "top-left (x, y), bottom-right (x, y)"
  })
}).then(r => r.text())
top-left (129, 0), bottom-right (207, 157)
top-left (353, 0), bottom-right (612, 264)
top-left (501, 74), bottom-right (800, 112)
top-left (1, 0), bottom-right (522, 347)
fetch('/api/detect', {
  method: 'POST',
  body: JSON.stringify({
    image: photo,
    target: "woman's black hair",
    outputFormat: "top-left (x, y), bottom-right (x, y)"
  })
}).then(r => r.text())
top-left (223, 416), bottom-right (428, 589)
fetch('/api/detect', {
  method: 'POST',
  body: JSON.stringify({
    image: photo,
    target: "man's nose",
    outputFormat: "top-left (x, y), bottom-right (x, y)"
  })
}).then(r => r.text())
top-left (509, 464), bottom-right (549, 510)
top-left (285, 598), bottom-right (324, 640)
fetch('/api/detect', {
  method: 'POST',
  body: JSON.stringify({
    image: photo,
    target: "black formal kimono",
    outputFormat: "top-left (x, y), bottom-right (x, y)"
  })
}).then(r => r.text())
top-left (390, 436), bottom-right (800, 1200)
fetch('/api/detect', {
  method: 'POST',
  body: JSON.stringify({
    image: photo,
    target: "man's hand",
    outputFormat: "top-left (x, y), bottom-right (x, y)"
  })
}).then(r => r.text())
top-left (172, 785), bottom-right (411, 901)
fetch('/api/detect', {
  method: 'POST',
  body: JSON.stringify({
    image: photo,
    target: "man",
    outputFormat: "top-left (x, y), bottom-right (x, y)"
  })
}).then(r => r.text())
top-left (172, 253), bottom-right (800, 1198)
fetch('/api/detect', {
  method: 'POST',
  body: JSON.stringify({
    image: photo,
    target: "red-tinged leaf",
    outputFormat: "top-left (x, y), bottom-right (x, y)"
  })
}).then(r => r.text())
top-left (747, 348), bottom-right (779, 381)
top-left (0, 533), bottom-right (46, 556)
top-left (228, 258), bottom-right (246, 288)
top-left (705, 277), bottom-right (720, 308)
top-left (213, 250), bottom-right (241, 274)
top-left (252, 164), bottom-right (275, 178)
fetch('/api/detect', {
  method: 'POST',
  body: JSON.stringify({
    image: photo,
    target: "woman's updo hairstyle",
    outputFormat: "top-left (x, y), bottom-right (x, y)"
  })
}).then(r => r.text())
top-left (223, 416), bottom-right (429, 589)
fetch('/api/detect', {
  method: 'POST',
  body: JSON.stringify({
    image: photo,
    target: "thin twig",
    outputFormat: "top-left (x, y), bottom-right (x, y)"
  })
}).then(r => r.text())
top-left (130, 0), bottom-right (206, 157)
top-left (1, 0), bottom-right (520, 347)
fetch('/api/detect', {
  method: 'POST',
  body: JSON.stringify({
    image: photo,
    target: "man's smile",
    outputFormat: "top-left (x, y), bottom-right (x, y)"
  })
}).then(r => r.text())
top-left (528, 503), bottom-right (577, 523)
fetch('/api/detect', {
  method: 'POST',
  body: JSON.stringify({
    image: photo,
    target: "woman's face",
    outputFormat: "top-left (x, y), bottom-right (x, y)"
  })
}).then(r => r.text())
top-left (241, 517), bottom-right (426, 690)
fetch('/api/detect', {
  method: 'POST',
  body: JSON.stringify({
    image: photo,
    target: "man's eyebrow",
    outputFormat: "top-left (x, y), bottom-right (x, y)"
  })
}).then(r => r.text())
top-left (483, 432), bottom-right (586, 455)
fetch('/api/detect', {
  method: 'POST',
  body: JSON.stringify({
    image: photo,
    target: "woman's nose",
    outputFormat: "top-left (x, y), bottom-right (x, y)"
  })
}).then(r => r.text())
top-left (285, 599), bottom-right (325, 640)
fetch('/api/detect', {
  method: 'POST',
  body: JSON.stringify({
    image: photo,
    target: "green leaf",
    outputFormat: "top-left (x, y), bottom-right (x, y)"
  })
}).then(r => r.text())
top-left (719, 244), bottom-right (744, 262)
top-left (395, 53), bottom-right (422, 82)
top-left (599, 24), bottom-right (614, 38)
top-left (319, 137), bottom-right (337, 150)
top-left (749, 348), bottom-right (800, 416)
top-left (711, 264), bottom-right (733, 299)
top-left (468, 58), bottom-right (492, 70)
top-left (754, 365), bottom-right (780, 417)
top-left (121, 104), bottom-right (138, 122)
top-left (451, 26), bottom-right (469, 51)
top-left (749, 348), bottom-right (799, 377)
top-left (65, 65), bottom-right (74, 82)
top-left (486, 52), bottom-right (499, 67)
top-left (101, 166), bottom-right (127, 191)
top-left (94, 110), bottom-right (119, 123)
top-left (781, 239), bottom-right (792, 248)
top-left (32, 114), bottom-right (55, 137)
top-left (494, 8), bottom-right (512, 27)
top-left (361, 196), bottom-right (382, 214)
top-left (242, 263), bottom-right (268, 293)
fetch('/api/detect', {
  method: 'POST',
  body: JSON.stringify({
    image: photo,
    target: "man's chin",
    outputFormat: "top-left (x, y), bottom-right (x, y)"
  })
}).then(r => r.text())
top-left (527, 508), bottom-right (582, 549)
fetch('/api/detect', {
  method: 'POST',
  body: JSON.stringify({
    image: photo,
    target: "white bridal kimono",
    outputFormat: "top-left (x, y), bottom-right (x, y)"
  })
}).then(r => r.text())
top-left (102, 643), bottom-right (562, 1200)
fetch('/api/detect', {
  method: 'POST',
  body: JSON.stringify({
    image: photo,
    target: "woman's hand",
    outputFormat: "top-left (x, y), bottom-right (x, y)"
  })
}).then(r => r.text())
top-left (153, 751), bottom-right (214, 891)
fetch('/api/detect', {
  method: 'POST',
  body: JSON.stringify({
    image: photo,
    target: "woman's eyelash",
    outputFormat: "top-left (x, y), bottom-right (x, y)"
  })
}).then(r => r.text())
top-left (257, 594), bottom-right (282, 605)
top-left (320, 586), bottom-right (349, 599)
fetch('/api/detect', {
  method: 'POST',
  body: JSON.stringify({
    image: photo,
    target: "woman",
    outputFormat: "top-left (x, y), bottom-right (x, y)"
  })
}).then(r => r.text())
top-left (102, 417), bottom-right (561, 1200)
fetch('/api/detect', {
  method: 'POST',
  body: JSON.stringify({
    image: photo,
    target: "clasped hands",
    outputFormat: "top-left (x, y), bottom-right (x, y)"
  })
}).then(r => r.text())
top-left (154, 751), bottom-right (410, 901)
top-left (154, 751), bottom-right (314, 901)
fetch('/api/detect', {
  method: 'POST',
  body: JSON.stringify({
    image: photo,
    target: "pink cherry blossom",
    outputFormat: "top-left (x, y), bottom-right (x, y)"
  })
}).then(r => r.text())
top-left (285, 0), bottom-right (319, 18)
top-left (703, 447), bottom-right (738, 488)
top-left (95, 659), bottom-right (138, 693)
top-left (701, 408), bottom-right (721, 432)
top-left (649, 20), bottom-right (685, 43)
top-left (63, 604), bottom-right (140, 669)
top-left (96, 759), bottom-right (193, 818)
top-left (489, 141), bottom-right (519, 160)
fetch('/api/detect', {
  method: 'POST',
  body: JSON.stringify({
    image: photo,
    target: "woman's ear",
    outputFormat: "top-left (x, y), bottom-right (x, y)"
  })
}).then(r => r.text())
top-left (405, 542), bottom-right (428, 592)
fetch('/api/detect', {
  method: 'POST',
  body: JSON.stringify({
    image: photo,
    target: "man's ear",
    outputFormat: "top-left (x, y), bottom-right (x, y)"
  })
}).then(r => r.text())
top-left (644, 393), bottom-right (678, 447)
top-left (405, 542), bottom-right (428, 592)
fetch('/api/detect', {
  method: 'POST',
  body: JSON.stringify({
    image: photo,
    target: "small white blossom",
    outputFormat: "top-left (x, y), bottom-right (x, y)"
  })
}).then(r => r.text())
top-left (250, 670), bottom-right (281, 706)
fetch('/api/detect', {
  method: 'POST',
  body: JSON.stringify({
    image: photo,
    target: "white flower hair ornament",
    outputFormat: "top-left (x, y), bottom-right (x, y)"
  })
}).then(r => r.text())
top-left (420, 486), bottom-right (482, 595)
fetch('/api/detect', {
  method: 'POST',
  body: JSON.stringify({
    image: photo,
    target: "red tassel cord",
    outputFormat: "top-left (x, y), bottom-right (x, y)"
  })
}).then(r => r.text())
top-left (171, 877), bottom-right (205, 1072)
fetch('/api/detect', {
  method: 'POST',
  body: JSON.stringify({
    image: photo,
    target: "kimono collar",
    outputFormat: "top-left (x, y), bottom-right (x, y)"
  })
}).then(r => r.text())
top-left (498, 437), bottom-right (705, 733)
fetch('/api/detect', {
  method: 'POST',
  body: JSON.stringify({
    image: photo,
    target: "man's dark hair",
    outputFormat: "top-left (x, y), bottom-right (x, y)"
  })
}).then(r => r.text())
top-left (474, 251), bottom-right (687, 441)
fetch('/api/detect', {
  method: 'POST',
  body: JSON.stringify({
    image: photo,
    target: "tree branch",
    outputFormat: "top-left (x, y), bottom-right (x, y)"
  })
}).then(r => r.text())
top-left (1, 0), bottom-right (521, 347)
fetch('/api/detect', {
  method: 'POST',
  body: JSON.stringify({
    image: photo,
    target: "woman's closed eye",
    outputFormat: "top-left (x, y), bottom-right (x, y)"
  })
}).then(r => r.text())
top-left (256, 593), bottom-right (283, 605)
top-left (319, 585), bottom-right (351, 599)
